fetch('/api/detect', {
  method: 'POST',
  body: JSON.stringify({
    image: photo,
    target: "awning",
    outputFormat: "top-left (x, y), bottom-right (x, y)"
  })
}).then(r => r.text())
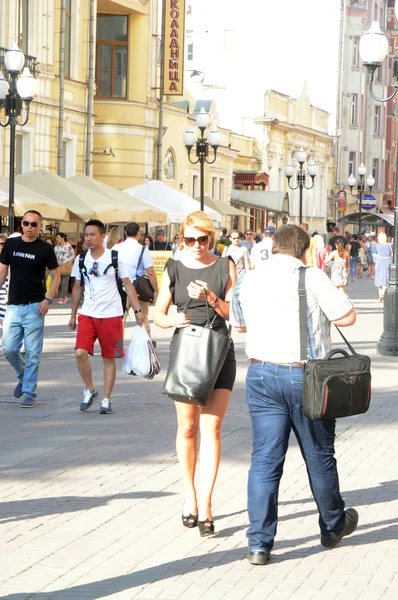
top-left (339, 212), bottom-right (394, 227)
top-left (195, 196), bottom-right (248, 217)
top-left (0, 176), bottom-right (71, 221)
top-left (231, 190), bottom-right (289, 214)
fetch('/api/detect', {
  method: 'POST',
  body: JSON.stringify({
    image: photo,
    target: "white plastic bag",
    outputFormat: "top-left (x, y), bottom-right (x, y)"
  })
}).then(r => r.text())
top-left (122, 326), bottom-right (152, 377)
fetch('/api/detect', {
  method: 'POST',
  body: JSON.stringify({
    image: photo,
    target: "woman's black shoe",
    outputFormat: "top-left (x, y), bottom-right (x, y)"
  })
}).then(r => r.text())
top-left (182, 513), bottom-right (198, 528)
top-left (198, 519), bottom-right (215, 537)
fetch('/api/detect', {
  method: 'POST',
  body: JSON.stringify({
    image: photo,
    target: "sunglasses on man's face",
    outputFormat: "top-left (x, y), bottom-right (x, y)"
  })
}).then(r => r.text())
top-left (88, 261), bottom-right (100, 276)
top-left (184, 235), bottom-right (209, 247)
top-left (22, 220), bottom-right (39, 228)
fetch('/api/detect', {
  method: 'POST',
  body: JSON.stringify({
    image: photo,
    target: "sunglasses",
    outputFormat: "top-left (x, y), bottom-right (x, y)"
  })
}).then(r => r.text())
top-left (23, 220), bottom-right (39, 228)
top-left (231, 236), bottom-right (240, 240)
top-left (88, 261), bottom-right (100, 276)
top-left (184, 235), bottom-right (209, 247)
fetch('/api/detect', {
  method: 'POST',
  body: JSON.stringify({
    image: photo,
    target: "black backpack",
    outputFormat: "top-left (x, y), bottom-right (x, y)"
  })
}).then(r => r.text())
top-left (78, 250), bottom-right (127, 313)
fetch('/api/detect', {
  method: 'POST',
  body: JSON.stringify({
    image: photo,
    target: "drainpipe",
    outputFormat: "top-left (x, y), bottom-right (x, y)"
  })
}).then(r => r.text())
top-left (155, 0), bottom-right (166, 180)
top-left (57, 0), bottom-right (65, 176)
top-left (85, 0), bottom-right (95, 177)
top-left (335, 0), bottom-right (345, 191)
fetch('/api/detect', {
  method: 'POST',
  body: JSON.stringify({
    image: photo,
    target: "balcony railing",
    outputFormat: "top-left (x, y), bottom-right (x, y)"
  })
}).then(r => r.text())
top-left (0, 47), bottom-right (38, 81)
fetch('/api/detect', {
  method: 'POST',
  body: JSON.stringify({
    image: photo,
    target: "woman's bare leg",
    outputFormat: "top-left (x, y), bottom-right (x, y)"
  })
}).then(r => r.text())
top-left (198, 388), bottom-right (232, 521)
top-left (175, 401), bottom-right (201, 515)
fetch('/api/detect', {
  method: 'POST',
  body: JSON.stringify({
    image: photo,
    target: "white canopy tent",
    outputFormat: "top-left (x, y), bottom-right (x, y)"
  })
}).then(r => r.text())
top-left (123, 180), bottom-right (221, 224)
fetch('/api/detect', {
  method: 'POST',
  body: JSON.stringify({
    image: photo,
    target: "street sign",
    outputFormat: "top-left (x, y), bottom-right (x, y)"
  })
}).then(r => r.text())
top-left (361, 194), bottom-right (376, 210)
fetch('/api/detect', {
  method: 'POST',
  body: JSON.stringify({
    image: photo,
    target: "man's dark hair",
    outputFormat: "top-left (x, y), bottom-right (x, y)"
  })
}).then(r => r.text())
top-left (125, 222), bottom-right (140, 237)
top-left (57, 232), bottom-right (67, 241)
top-left (23, 209), bottom-right (43, 220)
top-left (272, 225), bottom-right (310, 259)
top-left (331, 226), bottom-right (340, 233)
top-left (84, 219), bottom-right (105, 234)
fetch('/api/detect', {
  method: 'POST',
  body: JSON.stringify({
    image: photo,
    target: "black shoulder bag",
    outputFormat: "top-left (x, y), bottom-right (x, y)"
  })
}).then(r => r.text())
top-left (299, 267), bottom-right (371, 420)
top-left (162, 292), bottom-right (232, 406)
top-left (133, 247), bottom-right (155, 303)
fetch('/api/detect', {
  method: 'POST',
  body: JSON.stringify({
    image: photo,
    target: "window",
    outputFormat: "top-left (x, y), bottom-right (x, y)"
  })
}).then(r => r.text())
top-left (96, 15), bottom-right (128, 98)
top-left (372, 158), bottom-right (379, 188)
top-left (374, 105), bottom-right (381, 134)
top-left (163, 148), bottom-right (176, 180)
top-left (349, 151), bottom-right (356, 177)
top-left (18, 0), bottom-right (29, 55)
top-left (192, 175), bottom-right (199, 198)
top-left (65, 0), bottom-right (72, 78)
top-left (219, 178), bottom-right (225, 202)
top-left (350, 94), bottom-right (358, 126)
top-left (211, 177), bottom-right (218, 200)
top-left (186, 30), bottom-right (193, 61)
top-left (352, 37), bottom-right (359, 67)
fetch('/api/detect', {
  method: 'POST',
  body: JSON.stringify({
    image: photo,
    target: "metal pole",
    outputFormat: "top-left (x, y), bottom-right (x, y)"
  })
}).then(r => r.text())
top-left (358, 182), bottom-right (362, 233)
top-left (299, 181), bottom-right (303, 224)
top-left (85, 0), bottom-right (95, 177)
top-left (156, 0), bottom-right (166, 180)
top-left (378, 149), bottom-right (398, 355)
top-left (8, 121), bottom-right (16, 234)
top-left (200, 155), bottom-right (204, 212)
top-left (57, 0), bottom-right (65, 176)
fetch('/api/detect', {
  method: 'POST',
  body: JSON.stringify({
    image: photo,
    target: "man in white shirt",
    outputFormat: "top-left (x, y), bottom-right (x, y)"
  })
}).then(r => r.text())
top-left (68, 219), bottom-right (144, 415)
top-left (222, 229), bottom-right (250, 275)
top-left (112, 222), bottom-right (158, 339)
top-left (231, 224), bottom-right (358, 565)
top-left (250, 225), bottom-right (275, 269)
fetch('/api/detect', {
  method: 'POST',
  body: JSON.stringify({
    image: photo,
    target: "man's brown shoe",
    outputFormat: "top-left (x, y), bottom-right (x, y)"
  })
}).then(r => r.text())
top-left (321, 508), bottom-right (358, 549)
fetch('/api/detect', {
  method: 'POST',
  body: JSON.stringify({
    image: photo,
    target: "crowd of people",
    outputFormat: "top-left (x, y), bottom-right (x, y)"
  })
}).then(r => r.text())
top-left (0, 209), bottom-right (391, 564)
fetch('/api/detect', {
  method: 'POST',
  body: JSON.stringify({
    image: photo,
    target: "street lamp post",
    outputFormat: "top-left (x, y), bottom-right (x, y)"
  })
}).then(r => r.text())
top-left (284, 147), bottom-right (318, 224)
top-left (360, 16), bottom-right (398, 354)
top-left (347, 163), bottom-right (375, 233)
top-left (183, 108), bottom-right (221, 211)
top-left (0, 43), bottom-right (36, 233)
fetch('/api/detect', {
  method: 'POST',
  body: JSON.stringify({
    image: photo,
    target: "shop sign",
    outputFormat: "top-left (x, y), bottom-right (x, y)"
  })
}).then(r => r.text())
top-left (150, 251), bottom-right (173, 288)
top-left (361, 194), bottom-right (376, 210)
top-left (163, 0), bottom-right (185, 95)
top-left (337, 190), bottom-right (346, 211)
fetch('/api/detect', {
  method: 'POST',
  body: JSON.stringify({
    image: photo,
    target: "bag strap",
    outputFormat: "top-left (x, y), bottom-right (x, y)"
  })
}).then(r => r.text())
top-left (182, 288), bottom-right (211, 327)
top-left (78, 250), bottom-right (88, 287)
top-left (136, 246), bottom-right (145, 272)
top-left (103, 249), bottom-right (119, 285)
top-left (298, 267), bottom-right (307, 362)
top-left (334, 325), bottom-right (357, 355)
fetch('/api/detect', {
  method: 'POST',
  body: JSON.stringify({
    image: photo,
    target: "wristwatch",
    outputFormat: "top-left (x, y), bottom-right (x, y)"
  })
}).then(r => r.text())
top-left (208, 296), bottom-right (218, 308)
top-left (134, 309), bottom-right (142, 314)
top-left (45, 297), bottom-right (53, 304)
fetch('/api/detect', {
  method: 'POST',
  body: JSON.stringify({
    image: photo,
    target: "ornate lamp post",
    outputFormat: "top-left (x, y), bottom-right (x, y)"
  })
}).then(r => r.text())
top-left (184, 108), bottom-right (221, 211)
top-left (284, 147), bottom-right (318, 224)
top-left (347, 163), bottom-right (375, 233)
top-left (0, 43), bottom-right (36, 233)
top-left (360, 16), bottom-right (398, 354)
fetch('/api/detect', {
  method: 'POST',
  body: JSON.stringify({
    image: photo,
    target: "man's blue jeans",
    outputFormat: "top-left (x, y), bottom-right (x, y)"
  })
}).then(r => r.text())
top-left (246, 362), bottom-right (345, 552)
top-left (350, 256), bottom-right (358, 279)
top-left (2, 303), bottom-right (45, 398)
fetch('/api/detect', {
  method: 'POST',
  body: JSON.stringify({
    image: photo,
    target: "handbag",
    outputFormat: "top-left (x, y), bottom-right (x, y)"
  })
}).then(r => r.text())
top-left (162, 293), bottom-right (232, 406)
top-left (59, 260), bottom-right (73, 275)
top-left (299, 267), bottom-right (371, 420)
top-left (133, 247), bottom-right (154, 302)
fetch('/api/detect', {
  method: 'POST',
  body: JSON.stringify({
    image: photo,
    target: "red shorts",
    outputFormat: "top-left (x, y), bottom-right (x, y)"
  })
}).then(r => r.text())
top-left (76, 315), bottom-right (124, 359)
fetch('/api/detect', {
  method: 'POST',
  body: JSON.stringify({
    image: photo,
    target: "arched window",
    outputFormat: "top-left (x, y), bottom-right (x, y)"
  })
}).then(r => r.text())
top-left (164, 148), bottom-right (176, 180)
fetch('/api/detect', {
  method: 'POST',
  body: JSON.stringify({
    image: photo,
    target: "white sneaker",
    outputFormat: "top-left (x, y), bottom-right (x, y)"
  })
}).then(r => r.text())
top-left (80, 389), bottom-right (98, 411)
top-left (100, 398), bottom-right (112, 414)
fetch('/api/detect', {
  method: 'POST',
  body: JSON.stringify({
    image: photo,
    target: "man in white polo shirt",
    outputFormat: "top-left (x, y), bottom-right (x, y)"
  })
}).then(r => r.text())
top-left (112, 222), bottom-right (158, 339)
top-left (231, 224), bottom-right (358, 565)
top-left (68, 219), bottom-right (143, 415)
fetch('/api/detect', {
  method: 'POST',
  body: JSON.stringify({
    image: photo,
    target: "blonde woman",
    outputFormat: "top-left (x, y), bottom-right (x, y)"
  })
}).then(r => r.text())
top-left (154, 211), bottom-right (237, 537)
top-left (106, 226), bottom-right (121, 249)
top-left (324, 240), bottom-right (350, 291)
top-left (374, 232), bottom-right (392, 302)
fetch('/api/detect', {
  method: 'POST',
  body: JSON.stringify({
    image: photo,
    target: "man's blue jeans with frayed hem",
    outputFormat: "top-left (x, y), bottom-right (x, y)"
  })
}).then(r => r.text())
top-left (2, 303), bottom-right (45, 398)
top-left (246, 362), bottom-right (345, 552)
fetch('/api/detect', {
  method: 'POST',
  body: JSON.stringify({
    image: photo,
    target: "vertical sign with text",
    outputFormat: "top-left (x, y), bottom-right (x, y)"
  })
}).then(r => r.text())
top-left (163, 0), bottom-right (185, 96)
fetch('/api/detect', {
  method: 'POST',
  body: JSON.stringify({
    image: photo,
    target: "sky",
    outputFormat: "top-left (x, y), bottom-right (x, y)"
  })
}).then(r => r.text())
top-left (187, 0), bottom-right (341, 134)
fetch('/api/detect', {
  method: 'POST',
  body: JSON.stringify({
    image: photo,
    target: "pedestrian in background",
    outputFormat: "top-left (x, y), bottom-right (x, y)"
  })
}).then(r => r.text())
top-left (222, 229), bottom-right (250, 275)
top-left (357, 235), bottom-right (367, 279)
top-left (250, 226), bottom-right (275, 269)
top-left (350, 234), bottom-right (360, 282)
top-left (0, 210), bottom-right (60, 408)
top-left (231, 224), bottom-right (358, 565)
top-left (325, 240), bottom-right (350, 292)
top-left (106, 226), bottom-right (121, 249)
top-left (68, 219), bottom-right (144, 415)
top-left (154, 211), bottom-right (237, 537)
top-left (240, 230), bottom-right (255, 252)
top-left (55, 232), bottom-right (74, 304)
top-left (45, 237), bottom-right (56, 295)
top-left (374, 232), bottom-right (392, 302)
top-left (314, 234), bottom-right (327, 272)
top-left (143, 235), bottom-right (153, 249)
top-left (149, 229), bottom-right (172, 251)
top-left (300, 222), bottom-right (317, 266)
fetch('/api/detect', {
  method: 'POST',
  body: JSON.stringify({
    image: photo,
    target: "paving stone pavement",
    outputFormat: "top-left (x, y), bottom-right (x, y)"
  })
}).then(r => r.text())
top-left (0, 277), bottom-right (397, 600)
